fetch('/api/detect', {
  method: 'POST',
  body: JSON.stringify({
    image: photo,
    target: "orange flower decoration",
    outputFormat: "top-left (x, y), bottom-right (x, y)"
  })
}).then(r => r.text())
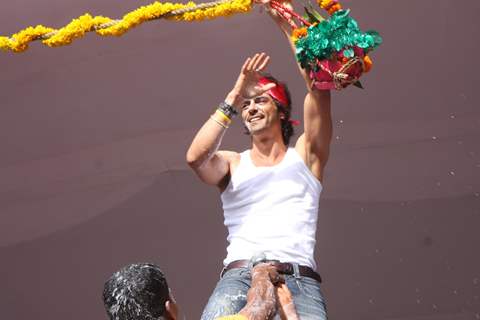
top-left (363, 55), bottom-right (373, 73)
top-left (291, 27), bottom-right (308, 42)
top-left (318, 0), bottom-right (342, 15)
top-left (327, 3), bottom-right (342, 15)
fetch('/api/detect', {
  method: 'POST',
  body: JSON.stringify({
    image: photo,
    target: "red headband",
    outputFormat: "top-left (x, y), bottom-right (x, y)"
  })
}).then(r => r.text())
top-left (258, 77), bottom-right (289, 108)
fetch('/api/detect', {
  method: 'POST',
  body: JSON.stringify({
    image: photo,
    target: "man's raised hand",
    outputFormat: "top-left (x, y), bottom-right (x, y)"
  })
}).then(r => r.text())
top-left (225, 53), bottom-right (276, 108)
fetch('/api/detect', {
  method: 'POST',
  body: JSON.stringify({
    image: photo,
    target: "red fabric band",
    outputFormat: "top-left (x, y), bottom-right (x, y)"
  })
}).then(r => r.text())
top-left (258, 77), bottom-right (289, 108)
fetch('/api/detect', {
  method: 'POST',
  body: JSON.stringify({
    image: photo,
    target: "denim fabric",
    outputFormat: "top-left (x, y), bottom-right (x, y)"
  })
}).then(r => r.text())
top-left (200, 267), bottom-right (327, 320)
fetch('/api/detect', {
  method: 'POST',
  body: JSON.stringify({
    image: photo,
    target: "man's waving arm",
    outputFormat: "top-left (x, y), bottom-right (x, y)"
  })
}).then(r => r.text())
top-left (186, 53), bottom-right (276, 188)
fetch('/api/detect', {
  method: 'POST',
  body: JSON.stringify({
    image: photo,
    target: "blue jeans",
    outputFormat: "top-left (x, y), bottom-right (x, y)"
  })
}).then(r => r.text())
top-left (200, 267), bottom-right (328, 320)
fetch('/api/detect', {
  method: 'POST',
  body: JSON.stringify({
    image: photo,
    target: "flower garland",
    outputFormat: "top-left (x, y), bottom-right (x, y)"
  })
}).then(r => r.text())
top-left (0, 0), bottom-right (252, 53)
top-left (272, 0), bottom-right (382, 90)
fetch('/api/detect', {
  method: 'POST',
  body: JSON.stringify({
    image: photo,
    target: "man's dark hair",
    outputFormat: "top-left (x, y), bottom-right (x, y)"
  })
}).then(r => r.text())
top-left (245, 74), bottom-right (294, 145)
top-left (103, 263), bottom-right (169, 320)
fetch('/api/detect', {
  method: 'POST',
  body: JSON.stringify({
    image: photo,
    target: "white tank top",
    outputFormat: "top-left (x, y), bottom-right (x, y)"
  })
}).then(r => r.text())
top-left (221, 148), bottom-right (322, 269)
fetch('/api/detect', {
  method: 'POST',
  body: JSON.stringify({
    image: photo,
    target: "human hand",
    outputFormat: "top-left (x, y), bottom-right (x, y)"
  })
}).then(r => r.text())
top-left (225, 53), bottom-right (275, 109)
top-left (255, 0), bottom-right (294, 33)
top-left (251, 262), bottom-right (284, 285)
top-left (238, 263), bottom-right (280, 320)
top-left (276, 283), bottom-right (299, 320)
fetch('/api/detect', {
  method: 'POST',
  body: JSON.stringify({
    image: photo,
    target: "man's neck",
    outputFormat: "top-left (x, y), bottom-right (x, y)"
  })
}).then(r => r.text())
top-left (251, 135), bottom-right (287, 166)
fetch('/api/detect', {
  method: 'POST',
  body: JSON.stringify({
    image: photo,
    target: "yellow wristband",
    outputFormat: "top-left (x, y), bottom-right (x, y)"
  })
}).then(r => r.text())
top-left (215, 109), bottom-right (232, 124)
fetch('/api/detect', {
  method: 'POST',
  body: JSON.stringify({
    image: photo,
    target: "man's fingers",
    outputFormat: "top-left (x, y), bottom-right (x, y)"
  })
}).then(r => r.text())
top-left (276, 283), bottom-right (300, 320)
top-left (246, 53), bottom-right (260, 71)
top-left (242, 52), bottom-right (271, 74)
top-left (258, 82), bottom-right (276, 93)
top-left (256, 55), bottom-right (271, 71)
top-left (251, 52), bottom-right (268, 71)
top-left (241, 57), bottom-right (251, 73)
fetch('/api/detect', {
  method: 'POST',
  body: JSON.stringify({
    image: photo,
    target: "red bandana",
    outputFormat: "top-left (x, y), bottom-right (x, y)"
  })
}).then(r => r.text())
top-left (258, 77), bottom-right (289, 107)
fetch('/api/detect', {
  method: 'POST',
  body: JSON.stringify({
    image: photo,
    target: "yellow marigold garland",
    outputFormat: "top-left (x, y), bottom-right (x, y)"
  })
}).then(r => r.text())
top-left (2, 25), bottom-right (55, 52)
top-left (44, 14), bottom-right (112, 47)
top-left (0, 0), bottom-right (252, 53)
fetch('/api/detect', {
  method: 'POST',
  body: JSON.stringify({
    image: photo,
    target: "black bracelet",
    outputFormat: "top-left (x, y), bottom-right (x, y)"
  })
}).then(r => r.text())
top-left (218, 101), bottom-right (238, 119)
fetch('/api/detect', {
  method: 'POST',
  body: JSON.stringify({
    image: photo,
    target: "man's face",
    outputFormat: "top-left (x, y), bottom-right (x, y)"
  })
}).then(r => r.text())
top-left (241, 94), bottom-right (282, 135)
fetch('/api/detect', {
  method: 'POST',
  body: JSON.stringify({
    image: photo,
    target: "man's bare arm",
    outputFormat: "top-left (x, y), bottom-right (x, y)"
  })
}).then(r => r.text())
top-left (238, 263), bottom-right (280, 320)
top-left (186, 53), bottom-right (275, 187)
top-left (264, 2), bottom-right (333, 181)
top-left (186, 118), bottom-right (231, 187)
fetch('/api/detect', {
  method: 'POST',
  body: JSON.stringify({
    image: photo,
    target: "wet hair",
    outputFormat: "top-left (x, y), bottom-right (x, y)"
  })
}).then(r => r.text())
top-left (244, 74), bottom-right (294, 145)
top-left (103, 263), bottom-right (169, 320)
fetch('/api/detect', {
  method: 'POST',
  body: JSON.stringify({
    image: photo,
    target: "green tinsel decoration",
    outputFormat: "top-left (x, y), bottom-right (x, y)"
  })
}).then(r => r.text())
top-left (296, 9), bottom-right (382, 69)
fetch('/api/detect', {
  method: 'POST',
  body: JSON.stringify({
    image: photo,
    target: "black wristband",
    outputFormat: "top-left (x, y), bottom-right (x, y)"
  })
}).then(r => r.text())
top-left (218, 101), bottom-right (238, 119)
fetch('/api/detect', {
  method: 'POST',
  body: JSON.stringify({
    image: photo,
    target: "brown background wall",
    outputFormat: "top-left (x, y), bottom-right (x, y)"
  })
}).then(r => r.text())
top-left (1, 0), bottom-right (479, 319)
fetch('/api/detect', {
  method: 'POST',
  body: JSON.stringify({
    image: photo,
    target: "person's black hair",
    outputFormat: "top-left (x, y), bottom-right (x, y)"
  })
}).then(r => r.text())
top-left (103, 263), bottom-right (169, 320)
top-left (244, 74), bottom-right (294, 145)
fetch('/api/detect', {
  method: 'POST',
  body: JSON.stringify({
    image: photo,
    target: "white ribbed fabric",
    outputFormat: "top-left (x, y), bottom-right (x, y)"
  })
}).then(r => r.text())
top-left (221, 148), bottom-right (322, 269)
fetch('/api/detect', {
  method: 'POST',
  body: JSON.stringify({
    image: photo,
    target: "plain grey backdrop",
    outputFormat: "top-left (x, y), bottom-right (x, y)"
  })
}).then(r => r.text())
top-left (1, 0), bottom-right (479, 319)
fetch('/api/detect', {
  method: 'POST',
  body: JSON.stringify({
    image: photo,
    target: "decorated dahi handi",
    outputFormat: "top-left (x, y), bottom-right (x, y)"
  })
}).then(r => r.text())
top-left (265, 0), bottom-right (382, 90)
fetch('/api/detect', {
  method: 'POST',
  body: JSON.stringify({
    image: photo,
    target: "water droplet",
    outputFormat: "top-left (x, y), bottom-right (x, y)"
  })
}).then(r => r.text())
top-left (339, 120), bottom-right (344, 124)
top-left (335, 136), bottom-right (340, 140)
top-left (375, 249), bottom-right (380, 254)
top-left (450, 114), bottom-right (456, 119)
top-left (460, 93), bottom-right (466, 99)
top-left (476, 313), bottom-right (480, 320)
top-left (449, 171), bottom-right (455, 176)
top-left (436, 182), bottom-right (441, 186)
top-left (416, 298), bottom-right (421, 304)
top-left (473, 278), bottom-right (479, 285)
top-left (432, 136), bottom-right (437, 140)
top-left (475, 193), bottom-right (479, 197)
top-left (453, 289), bottom-right (458, 295)
top-left (360, 207), bottom-right (365, 212)
top-left (399, 257), bottom-right (404, 263)
top-left (432, 304), bottom-right (438, 310)
top-left (369, 298), bottom-right (374, 304)
top-left (476, 164), bottom-right (480, 168)
top-left (415, 288), bottom-right (420, 293)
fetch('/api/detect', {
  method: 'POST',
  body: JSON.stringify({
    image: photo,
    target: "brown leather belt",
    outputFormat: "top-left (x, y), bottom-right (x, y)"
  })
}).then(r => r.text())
top-left (222, 259), bottom-right (322, 283)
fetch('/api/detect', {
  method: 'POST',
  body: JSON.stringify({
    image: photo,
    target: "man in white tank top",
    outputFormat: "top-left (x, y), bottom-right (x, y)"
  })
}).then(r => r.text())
top-left (186, 5), bottom-right (332, 319)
